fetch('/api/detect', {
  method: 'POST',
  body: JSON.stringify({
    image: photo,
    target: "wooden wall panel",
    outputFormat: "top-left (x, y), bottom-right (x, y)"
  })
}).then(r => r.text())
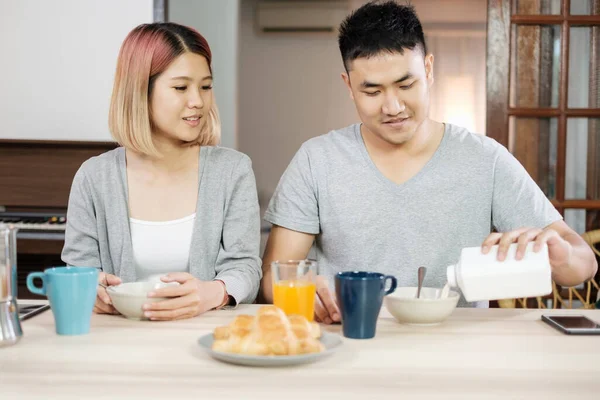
top-left (0, 140), bottom-right (117, 209)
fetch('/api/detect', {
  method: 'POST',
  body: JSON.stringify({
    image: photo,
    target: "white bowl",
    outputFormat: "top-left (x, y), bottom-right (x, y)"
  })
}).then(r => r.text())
top-left (384, 287), bottom-right (460, 325)
top-left (107, 281), bottom-right (179, 320)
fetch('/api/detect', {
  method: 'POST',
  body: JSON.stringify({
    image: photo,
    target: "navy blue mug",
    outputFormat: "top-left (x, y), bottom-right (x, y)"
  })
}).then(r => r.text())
top-left (335, 271), bottom-right (397, 339)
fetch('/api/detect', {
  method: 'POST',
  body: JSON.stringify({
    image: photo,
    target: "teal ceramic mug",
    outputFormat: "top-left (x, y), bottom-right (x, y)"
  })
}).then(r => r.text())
top-left (26, 267), bottom-right (99, 335)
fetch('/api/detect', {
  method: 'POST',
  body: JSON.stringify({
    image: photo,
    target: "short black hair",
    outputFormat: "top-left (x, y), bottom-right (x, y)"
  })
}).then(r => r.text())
top-left (338, 1), bottom-right (428, 71)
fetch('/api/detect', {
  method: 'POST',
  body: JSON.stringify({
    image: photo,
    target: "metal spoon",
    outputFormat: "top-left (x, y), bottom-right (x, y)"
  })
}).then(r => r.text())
top-left (416, 266), bottom-right (427, 298)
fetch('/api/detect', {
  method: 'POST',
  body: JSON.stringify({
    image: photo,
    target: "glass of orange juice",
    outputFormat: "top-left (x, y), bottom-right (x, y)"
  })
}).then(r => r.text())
top-left (271, 260), bottom-right (317, 321)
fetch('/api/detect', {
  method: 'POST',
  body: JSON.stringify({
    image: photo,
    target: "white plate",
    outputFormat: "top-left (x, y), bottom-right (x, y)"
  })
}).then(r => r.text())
top-left (197, 332), bottom-right (342, 367)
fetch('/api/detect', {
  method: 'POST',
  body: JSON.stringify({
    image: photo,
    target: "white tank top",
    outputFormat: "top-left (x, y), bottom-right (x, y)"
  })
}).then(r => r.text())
top-left (130, 214), bottom-right (196, 281)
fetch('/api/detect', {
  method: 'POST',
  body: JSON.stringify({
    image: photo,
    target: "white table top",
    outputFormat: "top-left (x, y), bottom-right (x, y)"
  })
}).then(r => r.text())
top-left (1, 304), bottom-right (599, 399)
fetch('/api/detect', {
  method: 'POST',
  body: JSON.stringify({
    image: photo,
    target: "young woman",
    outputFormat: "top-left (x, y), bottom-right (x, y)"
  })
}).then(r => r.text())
top-left (62, 23), bottom-right (261, 320)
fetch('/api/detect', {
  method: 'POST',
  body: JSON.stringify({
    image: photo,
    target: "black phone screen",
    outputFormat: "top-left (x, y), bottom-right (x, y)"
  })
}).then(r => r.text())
top-left (546, 315), bottom-right (600, 329)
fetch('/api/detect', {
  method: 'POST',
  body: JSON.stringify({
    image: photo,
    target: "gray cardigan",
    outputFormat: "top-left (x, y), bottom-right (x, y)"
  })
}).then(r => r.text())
top-left (61, 146), bottom-right (262, 304)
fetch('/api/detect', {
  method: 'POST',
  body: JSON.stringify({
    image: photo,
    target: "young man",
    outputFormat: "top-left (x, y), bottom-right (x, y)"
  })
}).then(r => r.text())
top-left (260, 1), bottom-right (597, 323)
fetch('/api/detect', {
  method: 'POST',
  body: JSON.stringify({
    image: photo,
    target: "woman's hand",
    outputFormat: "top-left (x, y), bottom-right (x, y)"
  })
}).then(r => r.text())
top-left (142, 272), bottom-right (227, 321)
top-left (94, 272), bottom-right (122, 315)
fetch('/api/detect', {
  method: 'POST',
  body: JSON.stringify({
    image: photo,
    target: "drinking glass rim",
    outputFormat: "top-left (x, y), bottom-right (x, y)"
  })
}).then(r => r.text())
top-left (271, 259), bottom-right (317, 267)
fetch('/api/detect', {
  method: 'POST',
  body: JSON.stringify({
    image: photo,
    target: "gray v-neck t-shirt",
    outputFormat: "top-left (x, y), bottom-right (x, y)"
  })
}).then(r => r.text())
top-left (264, 123), bottom-right (562, 307)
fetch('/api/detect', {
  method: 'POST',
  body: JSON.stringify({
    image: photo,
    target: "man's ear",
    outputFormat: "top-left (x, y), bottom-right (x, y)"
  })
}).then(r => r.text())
top-left (341, 72), bottom-right (354, 100)
top-left (425, 53), bottom-right (435, 87)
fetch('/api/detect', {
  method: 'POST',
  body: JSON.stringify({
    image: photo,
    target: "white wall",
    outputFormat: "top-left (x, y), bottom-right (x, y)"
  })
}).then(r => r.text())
top-left (0, 0), bottom-right (154, 141)
top-left (169, 0), bottom-right (240, 149)
top-left (382, 0), bottom-right (487, 24)
top-left (238, 0), bottom-right (356, 207)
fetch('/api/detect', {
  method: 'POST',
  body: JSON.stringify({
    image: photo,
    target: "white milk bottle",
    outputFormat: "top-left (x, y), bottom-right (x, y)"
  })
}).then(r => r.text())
top-left (445, 242), bottom-right (553, 302)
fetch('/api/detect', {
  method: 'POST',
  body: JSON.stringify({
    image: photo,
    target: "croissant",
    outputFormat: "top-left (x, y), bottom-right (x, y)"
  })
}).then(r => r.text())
top-left (211, 305), bottom-right (325, 356)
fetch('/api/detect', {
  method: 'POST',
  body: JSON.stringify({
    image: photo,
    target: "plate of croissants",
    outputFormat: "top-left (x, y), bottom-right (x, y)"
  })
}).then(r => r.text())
top-left (198, 305), bottom-right (343, 367)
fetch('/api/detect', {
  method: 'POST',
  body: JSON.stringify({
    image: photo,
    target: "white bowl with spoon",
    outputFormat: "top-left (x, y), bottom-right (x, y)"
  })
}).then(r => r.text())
top-left (384, 286), bottom-right (460, 325)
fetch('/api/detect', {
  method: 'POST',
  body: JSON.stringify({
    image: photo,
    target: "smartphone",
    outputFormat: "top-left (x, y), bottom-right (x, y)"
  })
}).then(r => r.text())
top-left (541, 314), bottom-right (600, 335)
